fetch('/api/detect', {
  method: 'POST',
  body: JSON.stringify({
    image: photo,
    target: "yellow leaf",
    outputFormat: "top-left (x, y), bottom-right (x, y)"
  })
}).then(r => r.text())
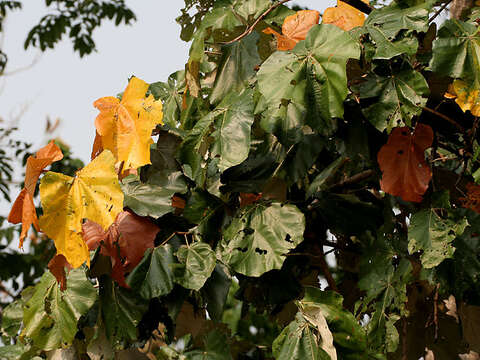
top-left (323, 0), bottom-right (369, 31)
top-left (445, 79), bottom-right (480, 117)
top-left (93, 76), bottom-right (163, 172)
top-left (39, 150), bottom-right (124, 268)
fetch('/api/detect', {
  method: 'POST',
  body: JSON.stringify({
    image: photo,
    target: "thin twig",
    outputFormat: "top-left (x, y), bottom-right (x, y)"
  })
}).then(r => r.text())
top-left (422, 106), bottom-right (465, 133)
top-left (433, 283), bottom-right (440, 341)
top-left (330, 169), bottom-right (375, 190)
top-left (429, 0), bottom-right (454, 23)
top-left (223, 0), bottom-right (293, 45)
top-left (318, 246), bottom-right (338, 292)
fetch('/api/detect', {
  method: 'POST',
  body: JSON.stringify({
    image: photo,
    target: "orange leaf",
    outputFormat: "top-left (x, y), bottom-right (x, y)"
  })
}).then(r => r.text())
top-left (91, 131), bottom-right (103, 160)
top-left (8, 141), bottom-right (63, 247)
top-left (82, 211), bottom-right (159, 287)
top-left (323, 0), bottom-right (368, 31)
top-left (377, 124), bottom-right (433, 202)
top-left (48, 254), bottom-right (72, 291)
top-left (172, 195), bottom-right (186, 210)
top-left (460, 183), bottom-right (480, 214)
top-left (263, 10), bottom-right (320, 51)
top-left (7, 189), bottom-right (39, 248)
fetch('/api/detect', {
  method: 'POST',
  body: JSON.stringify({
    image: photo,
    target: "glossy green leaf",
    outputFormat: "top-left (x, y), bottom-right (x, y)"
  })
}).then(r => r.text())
top-left (22, 269), bottom-right (97, 351)
top-left (408, 209), bottom-right (469, 268)
top-left (126, 245), bottom-right (176, 299)
top-left (99, 276), bottom-right (148, 344)
top-left (257, 24), bottom-right (360, 145)
top-left (355, 67), bottom-right (429, 132)
top-left (218, 202), bottom-right (305, 277)
top-left (121, 172), bottom-right (187, 217)
top-left (173, 242), bottom-right (216, 291)
top-left (210, 32), bottom-right (261, 104)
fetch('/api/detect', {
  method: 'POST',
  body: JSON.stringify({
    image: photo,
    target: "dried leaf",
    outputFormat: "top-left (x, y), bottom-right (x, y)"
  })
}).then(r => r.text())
top-left (459, 351), bottom-right (480, 360)
top-left (445, 79), bottom-right (480, 117)
top-left (239, 192), bottom-right (262, 207)
top-left (263, 10), bottom-right (320, 50)
top-left (377, 124), bottom-right (433, 202)
top-left (171, 195), bottom-right (186, 210)
top-left (82, 211), bottom-right (159, 287)
top-left (91, 131), bottom-right (103, 160)
top-left (425, 348), bottom-right (435, 360)
top-left (39, 150), bottom-right (124, 268)
top-left (48, 254), bottom-right (72, 291)
top-left (7, 141), bottom-right (63, 247)
top-left (323, 0), bottom-right (369, 31)
top-left (443, 295), bottom-right (459, 322)
top-left (460, 183), bottom-right (480, 213)
top-left (93, 76), bottom-right (163, 172)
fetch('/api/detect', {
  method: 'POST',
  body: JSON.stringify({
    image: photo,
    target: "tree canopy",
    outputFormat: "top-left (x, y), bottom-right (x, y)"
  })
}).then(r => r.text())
top-left (1, 0), bottom-right (480, 359)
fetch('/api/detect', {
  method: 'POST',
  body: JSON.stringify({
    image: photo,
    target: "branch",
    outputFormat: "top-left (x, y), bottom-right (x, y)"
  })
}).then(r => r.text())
top-left (341, 0), bottom-right (373, 14)
top-left (223, 0), bottom-right (293, 45)
top-left (429, 0), bottom-right (454, 23)
top-left (422, 106), bottom-right (465, 133)
top-left (330, 169), bottom-right (375, 190)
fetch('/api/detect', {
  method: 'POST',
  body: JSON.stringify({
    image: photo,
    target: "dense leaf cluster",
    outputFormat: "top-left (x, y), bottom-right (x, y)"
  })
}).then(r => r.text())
top-left (2, 0), bottom-right (480, 359)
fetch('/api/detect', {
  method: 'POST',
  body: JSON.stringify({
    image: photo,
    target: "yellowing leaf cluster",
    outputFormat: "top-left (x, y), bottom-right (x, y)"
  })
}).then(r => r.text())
top-left (323, 0), bottom-right (369, 31)
top-left (39, 150), bottom-right (124, 268)
top-left (94, 76), bottom-right (163, 172)
top-left (445, 79), bottom-right (480, 117)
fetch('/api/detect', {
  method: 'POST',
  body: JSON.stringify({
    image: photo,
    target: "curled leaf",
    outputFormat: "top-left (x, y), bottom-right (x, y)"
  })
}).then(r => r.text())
top-left (263, 10), bottom-right (320, 50)
top-left (39, 150), bottom-right (124, 268)
top-left (93, 76), bottom-right (163, 172)
top-left (7, 189), bottom-right (39, 247)
top-left (323, 0), bottom-right (368, 31)
top-left (377, 124), bottom-right (433, 202)
top-left (91, 130), bottom-right (103, 160)
top-left (48, 254), bottom-right (72, 291)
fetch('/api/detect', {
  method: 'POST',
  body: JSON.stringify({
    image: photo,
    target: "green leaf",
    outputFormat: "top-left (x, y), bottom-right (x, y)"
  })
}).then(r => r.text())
top-left (22, 269), bottom-right (97, 351)
top-left (173, 242), bottom-right (216, 291)
top-left (1, 298), bottom-right (23, 338)
top-left (217, 202), bottom-right (305, 277)
top-left (210, 32), bottom-right (261, 104)
top-left (430, 19), bottom-right (480, 84)
top-left (234, 0), bottom-right (271, 22)
top-left (149, 71), bottom-right (185, 128)
top-left (306, 157), bottom-right (345, 198)
top-left (0, 344), bottom-right (26, 360)
top-left (184, 329), bottom-right (233, 360)
top-left (257, 24), bottom-right (360, 145)
top-left (364, 2), bottom-right (430, 59)
top-left (126, 245), bottom-right (176, 299)
top-left (272, 312), bottom-right (331, 360)
top-left (408, 209), bottom-right (469, 268)
top-left (202, 264), bottom-right (232, 322)
top-left (99, 276), bottom-right (148, 344)
top-left (121, 172), bottom-right (187, 218)
top-left (355, 66), bottom-right (429, 132)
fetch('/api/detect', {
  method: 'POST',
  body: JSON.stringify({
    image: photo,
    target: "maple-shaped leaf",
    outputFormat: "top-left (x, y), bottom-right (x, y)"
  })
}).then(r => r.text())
top-left (445, 80), bottom-right (480, 117)
top-left (82, 211), bottom-right (159, 287)
top-left (377, 124), bottom-right (433, 202)
top-left (323, 0), bottom-right (369, 31)
top-left (93, 76), bottom-right (163, 171)
top-left (8, 141), bottom-right (63, 247)
top-left (39, 150), bottom-right (124, 268)
top-left (48, 254), bottom-right (72, 291)
top-left (263, 10), bottom-right (320, 51)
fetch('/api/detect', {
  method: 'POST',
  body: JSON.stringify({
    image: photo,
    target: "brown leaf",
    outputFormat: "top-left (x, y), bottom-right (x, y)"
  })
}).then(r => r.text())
top-left (48, 254), bottom-right (72, 291)
top-left (263, 10), bottom-right (320, 51)
top-left (460, 183), bottom-right (480, 214)
top-left (239, 193), bottom-right (262, 207)
top-left (82, 211), bottom-right (159, 287)
top-left (443, 295), bottom-right (459, 323)
top-left (377, 124), bottom-right (433, 202)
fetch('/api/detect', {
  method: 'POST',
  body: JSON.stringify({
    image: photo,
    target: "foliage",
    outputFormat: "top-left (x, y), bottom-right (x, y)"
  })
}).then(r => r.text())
top-left (2, 0), bottom-right (480, 359)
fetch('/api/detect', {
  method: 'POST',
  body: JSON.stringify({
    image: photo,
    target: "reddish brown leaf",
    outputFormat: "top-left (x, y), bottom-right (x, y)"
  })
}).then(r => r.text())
top-left (263, 10), bottom-right (320, 51)
top-left (82, 211), bottom-right (159, 287)
top-left (7, 189), bottom-right (39, 248)
top-left (48, 254), bottom-right (72, 291)
top-left (239, 193), bottom-right (262, 207)
top-left (377, 124), bottom-right (433, 202)
top-left (460, 183), bottom-right (480, 214)
top-left (91, 131), bottom-right (103, 160)
top-left (172, 195), bottom-right (186, 210)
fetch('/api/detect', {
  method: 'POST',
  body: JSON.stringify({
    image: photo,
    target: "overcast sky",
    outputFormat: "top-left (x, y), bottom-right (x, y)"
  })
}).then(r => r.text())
top-left (0, 0), bottom-right (334, 163)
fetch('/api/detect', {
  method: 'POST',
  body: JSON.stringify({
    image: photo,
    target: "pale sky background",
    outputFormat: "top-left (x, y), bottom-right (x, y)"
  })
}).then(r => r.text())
top-left (0, 0), bottom-right (334, 163)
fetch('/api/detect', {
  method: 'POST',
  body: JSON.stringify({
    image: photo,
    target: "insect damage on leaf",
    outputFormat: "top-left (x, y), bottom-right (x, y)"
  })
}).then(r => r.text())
top-left (377, 124), bottom-right (433, 202)
top-left (263, 10), bottom-right (320, 51)
top-left (93, 76), bottom-right (163, 172)
top-left (8, 141), bottom-right (63, 247)
top-left (39, 150), bottom-right (123, 268)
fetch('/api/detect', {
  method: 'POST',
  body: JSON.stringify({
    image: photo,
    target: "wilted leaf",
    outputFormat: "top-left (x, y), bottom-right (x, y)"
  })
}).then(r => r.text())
top-left (22, 269), bottom-right (97, 351)
top-left (83, 211), bottom-right (159, 287)
top-left (443, 295), bottom-right (459, 323)
top-left (263, 10), bottom-right (320, 51)
top-left (323, 0), bottom-right (368, 31)
top-left (445, 79), bottom-right (480, 117)
top-left (39, 150), bottom-right (124, 268)
top-left (94, 76), bottom-right (163, 171)
top-left (8, 141), bottom-right (63, 247)
top-left (47, 254), bottom-right (72, 291)
top-left (377, 124), bottom-right (433, 202)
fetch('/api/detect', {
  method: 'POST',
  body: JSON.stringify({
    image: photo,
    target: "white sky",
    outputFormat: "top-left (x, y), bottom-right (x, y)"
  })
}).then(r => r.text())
top-left (0, 0), bottom-right (334, 162)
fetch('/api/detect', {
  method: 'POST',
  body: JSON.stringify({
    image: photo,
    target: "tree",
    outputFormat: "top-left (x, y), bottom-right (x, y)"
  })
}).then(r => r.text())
top-left (1, 0), bottom-right (480, 359)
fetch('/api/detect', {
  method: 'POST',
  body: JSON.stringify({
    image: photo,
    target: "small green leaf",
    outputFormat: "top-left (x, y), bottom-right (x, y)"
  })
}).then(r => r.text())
top-left (173, 242), bottom-right (216, 291)
top-left (306, 157), bottom-right (345, 198)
